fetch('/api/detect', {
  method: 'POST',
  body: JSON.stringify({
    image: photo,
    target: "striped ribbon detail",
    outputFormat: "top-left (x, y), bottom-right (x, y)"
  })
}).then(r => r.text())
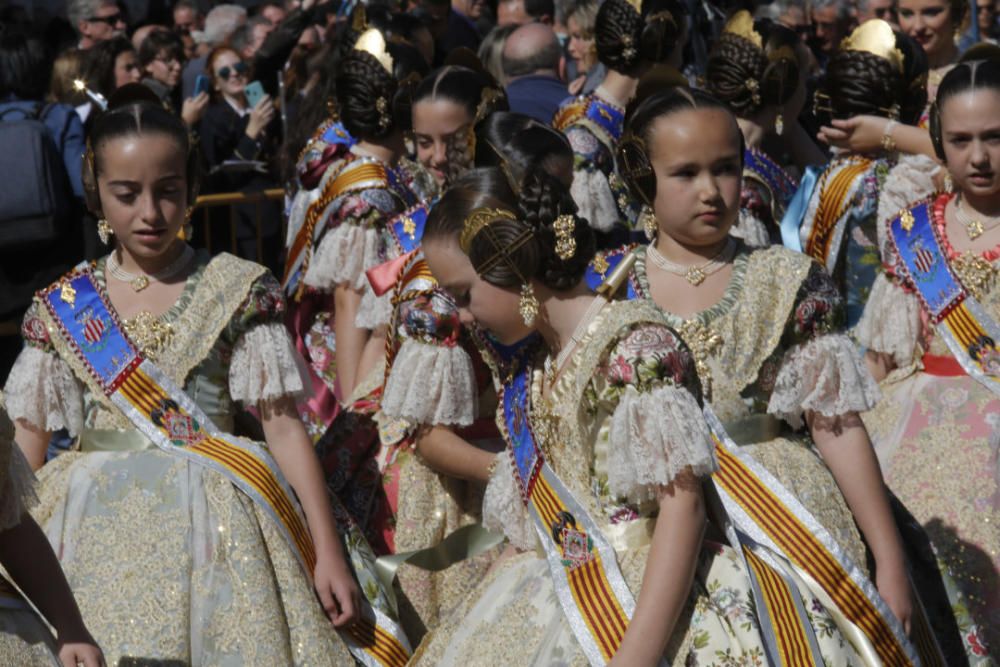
top-left (345, 616), bottom-right (411, 667)
top-left (804, 159), bottom-right (871, 265)
top-left (712, 440), bottom-right (914, 666)
top-left (384, 255), bottom-right (437, 380)
top-left (284, 161), bottom-right (388, 294)
top-left (742, 547), bottom-right (813, 666)
top-left (530, 472), bottom-right (629, 660)
top-left (116, 368), bottom-right (318, 572)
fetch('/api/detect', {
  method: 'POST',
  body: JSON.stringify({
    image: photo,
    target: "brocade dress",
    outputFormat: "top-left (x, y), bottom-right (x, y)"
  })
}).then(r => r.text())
top-left (3, 252), bottom-right (356, 666)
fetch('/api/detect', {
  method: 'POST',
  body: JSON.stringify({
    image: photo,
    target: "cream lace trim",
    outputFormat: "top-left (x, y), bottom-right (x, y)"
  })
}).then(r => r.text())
top-left (3, 346), bottom-right (84, 435)
top-left (302, 222), bottom-right (381, 291)
top-left (570, 168), bottom-right (618, 233)
top-left (229, 323), bottom-right (311, 405)
top-left (769, 333), bottom-right (882, 429)
top-left (853, 273), bottom-right (923, 368)
top-left (355, 283), bottom-right (393, 330)
top-left (381, 339), bottom-right (476, 427)
top-left (607, 384), bottom-right (717, 503)
top-left (732, 209), bottom-right (772, 249)
top-left (482, 449), bottom-right (536, 550)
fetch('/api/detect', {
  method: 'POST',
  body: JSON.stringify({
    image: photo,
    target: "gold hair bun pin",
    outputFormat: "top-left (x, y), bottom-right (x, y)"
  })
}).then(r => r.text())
top-left (840, 19), bottom-right (904, 74)
top-left (460, 207), bottom-right (518, 253)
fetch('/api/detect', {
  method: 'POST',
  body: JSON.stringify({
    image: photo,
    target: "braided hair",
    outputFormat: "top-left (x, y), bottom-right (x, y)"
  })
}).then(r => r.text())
top-left (594, 0), bottom-right (687, 77)
top-left (705, 18), bottom-right (799, 118)
top-left (424, 167), bottom-right (595, 291)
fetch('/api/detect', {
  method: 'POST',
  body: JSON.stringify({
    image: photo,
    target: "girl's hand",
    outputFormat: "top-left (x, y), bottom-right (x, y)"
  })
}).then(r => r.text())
top-left (58, 637), bottom-right (105, 667)
top-left (876, 561), bottom-right (913, 635)
top-left (314, 555), bottom-right (362, 628)
top-left (817, 115), bottom-right (889, 153)
top-left (181, 92), bottom-right (210, 127)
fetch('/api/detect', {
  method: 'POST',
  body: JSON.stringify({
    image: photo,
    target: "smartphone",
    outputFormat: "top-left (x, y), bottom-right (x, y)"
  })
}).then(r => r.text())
top-left (193, 74), bottom-right (210, 97)
top-left (244, 81), bottom-right (266, 108)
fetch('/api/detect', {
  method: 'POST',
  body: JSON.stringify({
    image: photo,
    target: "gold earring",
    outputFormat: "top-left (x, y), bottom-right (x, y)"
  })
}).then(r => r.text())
top-left (641, 207), bottom-right (658, 241)
top-left (775, 112), bottom-right (784, 136)
top-left (553, 214), bottom-right (576, 260)
top-left (97, 218), bottom-right (113, 245)
top-left (519, 283), bottom-right (539, 326)
top-left (943, 172), bottom-right (954, 193)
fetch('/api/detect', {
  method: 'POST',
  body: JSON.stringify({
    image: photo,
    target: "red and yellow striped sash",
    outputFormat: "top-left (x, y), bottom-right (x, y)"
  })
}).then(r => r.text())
top-left (743, 547), bottom-right (814, 666)
top-left (345, 617), bottom-right (411, 667)
top-left (713, 440), bottom-right (913, 666)
top-left (804, 159), bottom-right (871, 264)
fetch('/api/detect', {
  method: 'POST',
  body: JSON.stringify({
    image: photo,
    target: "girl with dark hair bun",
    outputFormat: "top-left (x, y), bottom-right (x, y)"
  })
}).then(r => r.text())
top-left (411, 64), bottom-right (508, 187)
top-left (605, 84), bottom-right (966, 664)
top-left (553, 0), bottom-right (688, 239)
top-left (410, 165), bottom-right (774, 664)
top-left (283, 23), bottom-right (437, 443)
top-left (705, 11), bottom-right (820, 246)
top-left (790, 20), bottom-right (936, 327)
top-left (858, 58), bottom-right (1000, 659)
top-left (2, 91), bottom-right (387, 665)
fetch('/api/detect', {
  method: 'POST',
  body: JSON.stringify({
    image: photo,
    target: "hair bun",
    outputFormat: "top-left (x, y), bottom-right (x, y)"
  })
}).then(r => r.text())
top-left (639, 7), bottom-right (682, 64)
top-left (595, 0), bottom-right (644, 74)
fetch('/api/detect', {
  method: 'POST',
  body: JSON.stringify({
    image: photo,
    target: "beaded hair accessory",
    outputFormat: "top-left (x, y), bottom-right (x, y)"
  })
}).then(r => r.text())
top-left (839, 19), bottom-right (904, 74)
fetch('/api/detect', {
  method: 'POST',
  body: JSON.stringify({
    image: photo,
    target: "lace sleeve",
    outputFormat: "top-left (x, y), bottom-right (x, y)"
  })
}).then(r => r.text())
top-left (226, 274), bottom-right (311, 404)
top-left (482, 449), bottom-right (535, 550)
top-left (0, 405), bottom-right (37, 531)
top-left (768, 333), bottom-right (881, 429)
top-left (732, 208), bottom-right (772, 249)
top-left (302, 204), bottom-right (383, 292)
top-left (566, 126), bottom-right (618, 232)
top-left (852, 272), bottom-right (923, 368)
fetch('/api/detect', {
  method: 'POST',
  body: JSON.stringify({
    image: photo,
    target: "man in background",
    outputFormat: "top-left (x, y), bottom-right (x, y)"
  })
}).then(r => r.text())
top-left (503, 22), bottom-right (567, 123)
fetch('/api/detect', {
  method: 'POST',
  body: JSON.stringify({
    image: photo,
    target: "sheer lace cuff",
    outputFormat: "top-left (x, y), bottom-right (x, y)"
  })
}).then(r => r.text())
top-left (853, 273), bottom-right (922, 367)
top-left (769, 333), bottom-right (881, 429)
top-left (876, 154), bottom-right (939, 254)
top-left (571, 168), bottom-right (618, 232)
top-left (607, 384), bottom-right (717, 503)
top-left (3, 346), bottom-right (84, 435)
top-left (381, 339), bottom-right (475, 427)
top-left (355, 284), bottom-right (393, 330)
top-left (230, 323), bottom-right (311, 404)
top-left (732, 209), bottom-right (771, 248)
top-left (0, 444), bottom-right (37, 532)
top-left (483, 449), bottom-right (536, 550)
top-left (302, 222), bottom-right (381, 291)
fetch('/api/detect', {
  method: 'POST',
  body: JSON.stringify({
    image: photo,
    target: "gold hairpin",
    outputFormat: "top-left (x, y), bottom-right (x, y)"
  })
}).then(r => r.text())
top-left (554, 214), bottom-right (576, 260)
top-left (840, 19), bottom-right (904, 74)
top-left (723, 10), bottom-right (762, 48)
top-left (354, 28), bottom-right (394, 75)
top-left (460, 207), bottom-right (518, 253)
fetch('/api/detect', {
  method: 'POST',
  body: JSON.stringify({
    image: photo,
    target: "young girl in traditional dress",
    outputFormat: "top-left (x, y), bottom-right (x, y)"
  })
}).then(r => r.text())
top-left (703, 11), bottom-right (816, 246)
top-left (407, 161), bottom-right (924, 665)
top-left (553, 0), bottom-right (686, 239)
top-left (789, 20), bottom-right (934, 326)
top-left (3, 88), bottom-right (369, 666)
top-left (284, 26), bottom-right (435, 436)
top-left (0, 401), bottom-right (103, 667)
top-left (858, 59), bottom-right (1000, 659)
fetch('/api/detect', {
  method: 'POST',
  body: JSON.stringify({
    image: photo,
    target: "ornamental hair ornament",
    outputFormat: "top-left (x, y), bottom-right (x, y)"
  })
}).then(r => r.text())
top-left (553, 214), bottom-right (577, 260)
top-left (354, 28), bottom-right (394, 75)
top-left (723, 10), bottom-right (762, 48)
top-left (840, 19), bottom-right (904, 74)
top-left (460, 207), bottom-right (519, 253)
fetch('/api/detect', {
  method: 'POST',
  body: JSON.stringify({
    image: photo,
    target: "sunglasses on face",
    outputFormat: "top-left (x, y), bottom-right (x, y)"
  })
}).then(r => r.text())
top-left (88, 12), bottom-right (123, 24)
top-left (216, 62), bottom-right (248, 80)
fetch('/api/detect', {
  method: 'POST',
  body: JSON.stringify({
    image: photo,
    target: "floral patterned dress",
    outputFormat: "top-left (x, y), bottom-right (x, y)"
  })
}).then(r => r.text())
top-left (0, 402), bottom-right (60, 667)
top-left (3, 252), bottom-right (355, 666)
top-left (857, 192), bottom-right (1000, 660)
top-left (412, 299), bottom-right (872, 666)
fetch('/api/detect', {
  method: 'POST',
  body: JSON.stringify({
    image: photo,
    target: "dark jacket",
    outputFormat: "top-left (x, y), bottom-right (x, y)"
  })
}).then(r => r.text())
top-left (505, 74), bottom-right (569, 125)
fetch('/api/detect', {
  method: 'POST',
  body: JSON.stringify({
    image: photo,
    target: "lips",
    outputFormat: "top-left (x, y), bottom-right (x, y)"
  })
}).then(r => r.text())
top-left (969, 173), bottom-right (994, 186)
top-left (133, 229), bottom-right (168, 245)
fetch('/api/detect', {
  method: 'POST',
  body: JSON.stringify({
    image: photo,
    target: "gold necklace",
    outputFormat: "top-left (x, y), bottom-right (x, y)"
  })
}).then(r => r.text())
top-left (955, 194), bottom-right (1000, 240)
top-left (106, 245), bottom-right (194, 292)
top-left (122, 311), bottom-right (173, 360)
top-left (646, 238), bottom-right (736, 286)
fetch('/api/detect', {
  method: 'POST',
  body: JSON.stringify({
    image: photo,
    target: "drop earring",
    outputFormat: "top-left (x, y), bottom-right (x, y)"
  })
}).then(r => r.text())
top-left (97, 218), bottom-right (113, 245)
top-left (641, 207), bottom-right (658, 241)
top-left (519, 283), bottom-right (539, 326)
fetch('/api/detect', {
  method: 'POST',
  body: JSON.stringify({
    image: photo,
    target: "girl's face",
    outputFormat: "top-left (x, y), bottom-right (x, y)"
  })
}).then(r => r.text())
top-left (212, 50), bottom-right (247, 99)
top-left (940, 88), bottom-right (1000, 198)
top-left (423, 237), bottom-right (534, 345)
top-left (648, 108), bottom-right (743, 247)
top-left (412, 99), bottom-right (473, 186)
top-left (899, 0), bottom-right (957, 60)
top-left (567, 17), bottom-right (596, 72)
top-left (97, 133), bottom-right (189, 260)
top-left (147, 50), bottom-right (183, 89)
top-left (114, 50), bottom-right (142, 89)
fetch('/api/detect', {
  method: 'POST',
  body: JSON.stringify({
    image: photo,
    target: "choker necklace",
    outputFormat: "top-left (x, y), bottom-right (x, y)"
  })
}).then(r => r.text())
top-left (955, 194), bottom-right (1000, 240)
top-left (647, 238), bottom-right (737, 286)
top-left (106, 245), bottom-right (194, 292)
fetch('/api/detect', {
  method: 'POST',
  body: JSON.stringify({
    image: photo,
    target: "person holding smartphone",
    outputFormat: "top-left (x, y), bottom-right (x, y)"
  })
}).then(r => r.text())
top-left (198, 46), bottom-right (283, 270)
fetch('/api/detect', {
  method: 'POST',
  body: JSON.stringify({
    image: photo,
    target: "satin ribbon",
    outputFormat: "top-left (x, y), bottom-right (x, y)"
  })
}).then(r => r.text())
top-left (780, 164), bottom-right (820, 253)
top-left (366, 250), bottom-right (418, 298)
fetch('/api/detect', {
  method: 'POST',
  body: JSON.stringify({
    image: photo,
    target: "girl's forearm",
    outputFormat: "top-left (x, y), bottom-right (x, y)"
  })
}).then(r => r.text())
top-left (14, 421), bottom-right (51, 471)
top-left (333, 284), bottom-right (367, 400)
top-left (414, 425), bottom-right (497, 483)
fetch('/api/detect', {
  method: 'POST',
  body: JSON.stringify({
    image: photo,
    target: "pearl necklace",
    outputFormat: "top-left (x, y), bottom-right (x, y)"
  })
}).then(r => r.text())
top-left (955, 194), bottom-right (1000, 240)
top-left (106, 245), bottom-right (195, 292)
top-left (646, 238), bottom-right (737, 286)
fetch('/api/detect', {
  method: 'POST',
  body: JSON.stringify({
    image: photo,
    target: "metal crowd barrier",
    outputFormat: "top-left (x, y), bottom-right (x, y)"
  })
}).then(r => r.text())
top-left (192, 188), bottom-right (285, 264)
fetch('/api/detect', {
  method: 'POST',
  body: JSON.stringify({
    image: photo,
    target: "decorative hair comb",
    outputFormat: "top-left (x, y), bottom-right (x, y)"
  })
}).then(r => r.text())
top-left (840, 19), bottom-right (904, 74)
top-left (460, 207), bottom-right (518, 253)
top-left (354, 28), bottom-right (394, 75)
